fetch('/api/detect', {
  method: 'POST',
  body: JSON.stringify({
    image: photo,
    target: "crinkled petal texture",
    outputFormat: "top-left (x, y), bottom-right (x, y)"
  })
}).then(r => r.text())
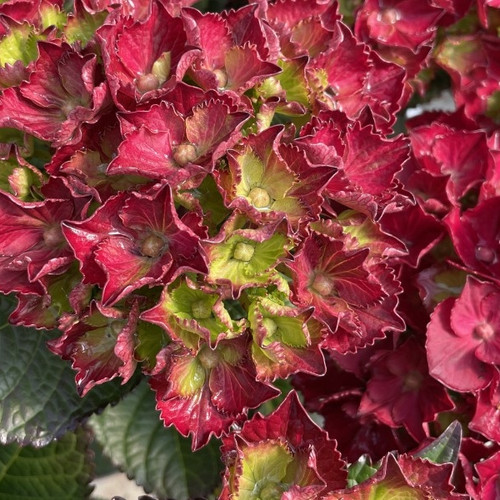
top-left (426, 276), bottom-right (500, 392)
top-left (220, 391), bottom-right (347, 499)
top-left (0, 42), bottom-right (110, 146)
top-left (48, 301), bottom-right (138, 395)
top-left (446, 197), bottom-right (500, 283)
top-left (470, 371), bottom-right (500, 442)
top-left (63, 183), bottom-right (207, 305)
top-left (184, 8), bottom-right (281, 93)
top-left (141, 278), bottom-right (245, 350)
top-left (409, 120), bottom-right (493, 207)
top-left (108, 98), bottom-right (248, 185)
top-left (324, 123), bottom-right (411, 220)
top-left (0, 190), bottom-right (84, 294)
top-left (149, 336), bottom-right (278, 450)
top-left (248, 294), bottom-right (325, 381)
top-left (216, 125), bottom-right (335, 229)
top-left (325, 453), bottom-right (466, 499)
top-left (204, 216), bottom-right (291, 298)
top-left (355, 0), bottom-right (444, 50)
top-left (287, 231), bottom-right (404, 352)
top-left (96, 1), bottom-right (197, 110)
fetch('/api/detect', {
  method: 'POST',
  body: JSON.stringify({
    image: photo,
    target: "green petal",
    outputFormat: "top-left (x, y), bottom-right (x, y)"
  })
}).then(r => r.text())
top-left (235, 149), bottom-right (266, 197)
top-left (0, 24), bottom-right (38, 67)
top-left (236, 441), bottom-right (293, 500)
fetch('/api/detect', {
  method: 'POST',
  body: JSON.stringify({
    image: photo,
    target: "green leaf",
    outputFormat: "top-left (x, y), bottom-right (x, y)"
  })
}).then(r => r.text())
top-left (0, 427), bottom-right (93, 499)
top-left (347, 454), bottom-right (378, 487)
top-left (90, 381), bottom-right (222, 499)
top-left (0, 295), bottom-right (138, 446)
top-left (414, 421), bottom-right (462, 466)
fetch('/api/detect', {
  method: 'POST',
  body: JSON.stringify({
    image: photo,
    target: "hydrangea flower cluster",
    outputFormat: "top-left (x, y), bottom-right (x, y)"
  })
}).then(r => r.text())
top-left (1, 0), bottom-right (500, 497)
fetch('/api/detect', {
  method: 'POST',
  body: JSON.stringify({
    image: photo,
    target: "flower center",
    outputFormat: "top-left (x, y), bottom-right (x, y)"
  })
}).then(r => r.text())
top-left (140, 233), bottom-right (166, 258)
top-left (136, 51), bottom-right (171, 94)
top-left (248, 187), bottom-right (272, 209)
top-left (173, 143), bottom-right (198, 166)
top-left (310, 273), bottom-right (334, 296)
top-left (474, 322), bottom-right (494, 341)
top-left (136, 73), bottom-right (160, 93)
top-left (191, 299), bottom-right (212, 320)
top-left (403, 370), bottom-right (423, 391)
top-left (43, 224), bottom-right (65, 247)
top-left (213, 68), bottom-right (228, 88)
top-left (198, 345), bottom-right (220, 369)
top-left (475, 245), bottom-right (496, 264)
top-left (233, 242), bottom-right (255, 262)
top-left (379, 8), bottom-right (400, 24)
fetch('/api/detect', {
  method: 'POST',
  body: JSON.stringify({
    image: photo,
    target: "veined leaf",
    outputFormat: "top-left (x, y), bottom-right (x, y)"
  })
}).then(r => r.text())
top-left (90, 381), bottom-right (223, 499)
top-left (0, 427), bottom-right (93, 499)
top-left (0, 295), bottom-right (138, 446)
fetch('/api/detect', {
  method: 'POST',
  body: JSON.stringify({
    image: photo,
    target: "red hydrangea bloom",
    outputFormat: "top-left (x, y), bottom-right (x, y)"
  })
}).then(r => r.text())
top-left (355, 0), bottom-right (443, 51)
top-left (435, 32), bottom-right (500, 120)
top-left (446, 197), bottom-right (500, 284)
top-left (108, 95), bottom-right (248, 187)
top-left (427, 276), bottom-right (500, 392)
top-left (0, 189), bottom-right (87, 295)
top-left (8, 264), bottom-right (91, 330)
top-left (141, 277), bottom-right (246, 350)
top-left (0, 0), bottom-right (52, 24)
top-left (183, 7), bottom-right (281, 93)
top-left (149, 335), bottom-right (278, 450)
top-left (203, 215), bottom-right (291, 298)
top-left (287, 230), bottom-right (404, 352)
top-left (353, 0), bottom-right (444, 83)
top-left (96, 2), bottom-right (198, 110)
top-left (326, 453), bottom-right (467, 499)
top-left (263, 0), bottom-right (339, 59)
top-left (44, 113), bottom-right (150, 204)
top-left (220, 391), bottom-right (347, 498)
top-left (470, 371), bottom-right (500, 442)
top-left (48, 300), bottom-right (138, 395)
top-left (408, 116), bottom-right (493, 206)
top-left (293, 353), bottom-right (418, 462)
top-left (311, 24), bottom-right (407, 133)
top-left (0, 42), bottom-right (110, 146)
top-left (359, 337), bottom-right (454, 441)
top-left (298, 115), bottom-right (411, 219)
top-left (216, 125), bottom-right (335, 230)
top-left (324, 123), bottom-right (410, 219)
top-left (476, 450), bottom-right (500, 500)
top-left (63, 182), bottom-right (207, 305)
top-left (381, 203), bottom-right (444, 268)
top-left (248, 294), bottom-right (326, 382)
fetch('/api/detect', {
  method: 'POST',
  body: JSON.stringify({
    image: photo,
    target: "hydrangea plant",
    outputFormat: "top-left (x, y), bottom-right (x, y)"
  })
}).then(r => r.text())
top-left (0, 0), bottom-right (499, 498)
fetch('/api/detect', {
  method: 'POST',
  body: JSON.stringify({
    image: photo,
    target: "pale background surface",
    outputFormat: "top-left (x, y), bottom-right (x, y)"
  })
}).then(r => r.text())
top-left (92, 472), bottom-right (154, 499)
